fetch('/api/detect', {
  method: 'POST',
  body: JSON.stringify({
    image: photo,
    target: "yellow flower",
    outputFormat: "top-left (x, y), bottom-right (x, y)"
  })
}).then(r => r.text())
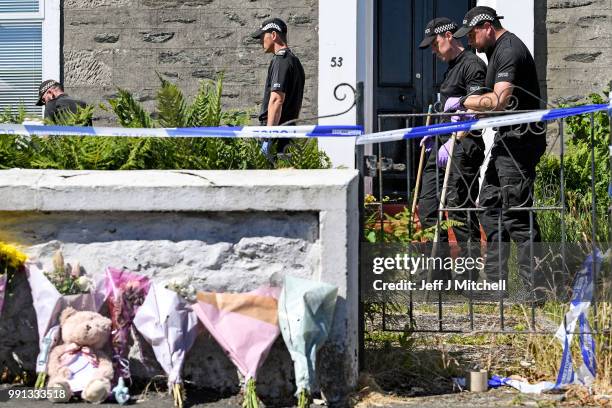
top-left (0, 242), bottom-right (28, 269)
top-left (364, 194), bottom-right (376, 204)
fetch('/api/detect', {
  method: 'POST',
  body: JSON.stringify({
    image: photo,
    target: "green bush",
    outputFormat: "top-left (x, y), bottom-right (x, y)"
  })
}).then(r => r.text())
top-left (535, 89), bottom-right (610, 242)
top-left (0, 75), bottom-right (331, 170)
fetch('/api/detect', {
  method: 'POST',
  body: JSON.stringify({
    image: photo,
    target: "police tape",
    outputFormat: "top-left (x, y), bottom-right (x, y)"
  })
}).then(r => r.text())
top-left (487, 249), bottom-right (601, 394)
top-left (0, 124), bottom-right (364, 138)
top-left (553, 249), bottom-right (600, 388)
top-left (356, 101), bottom-right (612, 145)
top-left (2, 102), bottom-right (609, 141)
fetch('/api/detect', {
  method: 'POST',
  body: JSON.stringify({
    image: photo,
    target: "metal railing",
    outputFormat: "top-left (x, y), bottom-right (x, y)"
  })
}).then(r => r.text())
top-left (359, 89), bottom-right (611, 337)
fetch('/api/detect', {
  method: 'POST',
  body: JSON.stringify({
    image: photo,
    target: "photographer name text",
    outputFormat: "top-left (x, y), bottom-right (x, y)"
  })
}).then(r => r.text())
top-left (372, 279), bottom-right (506, 291)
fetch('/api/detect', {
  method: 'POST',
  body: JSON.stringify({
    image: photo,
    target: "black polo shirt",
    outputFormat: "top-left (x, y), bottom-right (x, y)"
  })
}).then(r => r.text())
top-left (44, 94), bottom-right (89, 123)
top-left (485, 31), bottom-right (541, 112)
top-left (440, 49), bottom-right (486, 108)
top-left (259, 48), bottom-right (305, 125)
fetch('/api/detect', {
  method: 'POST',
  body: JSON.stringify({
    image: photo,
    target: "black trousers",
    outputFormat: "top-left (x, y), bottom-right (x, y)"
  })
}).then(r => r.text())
top-left (418, 135), bottom-right (485, 280)
top-left (478, 130), bottom-right (546, 290)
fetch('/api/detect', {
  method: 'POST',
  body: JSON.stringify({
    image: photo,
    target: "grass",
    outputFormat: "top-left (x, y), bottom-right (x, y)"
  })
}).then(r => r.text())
top-left (521, 283), bottom-right (612, 394)
top-left (364, 281), bottom-right (612, 398)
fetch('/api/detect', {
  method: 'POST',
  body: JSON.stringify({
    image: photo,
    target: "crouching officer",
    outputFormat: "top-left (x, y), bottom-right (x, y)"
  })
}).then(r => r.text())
top-left (417, 17), bottom-right (487, 281)
top-left (36, 80), bottom-right (91, 125)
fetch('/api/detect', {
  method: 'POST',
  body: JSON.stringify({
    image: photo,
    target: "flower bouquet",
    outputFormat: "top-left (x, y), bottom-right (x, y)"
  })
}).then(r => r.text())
top-left (278, 276), bottom-right (338, 408)
top-left (105, 267), bottom-right (151, 404)
top-left (133, 278), bottom-right (199, 407)
top-left (26, 249), bottom-right (107, 388)
top-left (0, 242), bottom-right (28, 316)
top-left (192, 286), bottom-right (281, 408)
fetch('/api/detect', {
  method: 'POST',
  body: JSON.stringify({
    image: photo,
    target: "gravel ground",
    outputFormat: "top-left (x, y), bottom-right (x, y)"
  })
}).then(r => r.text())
top-left (0, 386), bottom-right (242, 408)
top-left (0, 387), bottom-right (570, 408)
top-left (355, 388), bottom-right (568, 408)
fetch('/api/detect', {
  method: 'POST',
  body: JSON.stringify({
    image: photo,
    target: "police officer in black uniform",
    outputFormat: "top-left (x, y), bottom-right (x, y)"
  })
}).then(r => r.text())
top-left (251, 18), bottom-right (305, 154)
top-left (418, 17), bottom-right (487, 281)
top-left (453, 6), bottom-right (547, 299)
top-left (36, 79), bottom-right (90, 124)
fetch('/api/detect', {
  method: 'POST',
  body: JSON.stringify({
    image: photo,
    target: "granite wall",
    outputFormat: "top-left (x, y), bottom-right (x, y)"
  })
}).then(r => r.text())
top-left (61, 0), bottom-right (319, 125)
top-left (535, 0), bottom-right (611, 105)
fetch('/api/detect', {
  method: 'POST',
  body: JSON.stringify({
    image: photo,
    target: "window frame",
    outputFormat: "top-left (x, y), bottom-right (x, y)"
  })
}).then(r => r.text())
top-left (0, 0), bottom-right (45, 20)
top-left (0, 0), bottom-right (60, 115)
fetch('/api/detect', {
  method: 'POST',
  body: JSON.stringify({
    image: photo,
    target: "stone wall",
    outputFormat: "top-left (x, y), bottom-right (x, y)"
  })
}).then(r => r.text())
top-left (62, 0), bottom-right (319, 125)
top-left (536, 0), bottom-right (612, 105)
top-left (0, 169), bottom-right (359, 405)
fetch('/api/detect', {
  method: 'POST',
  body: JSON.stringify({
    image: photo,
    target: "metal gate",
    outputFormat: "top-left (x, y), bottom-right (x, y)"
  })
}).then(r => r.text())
top-left (358, 91), bottom-right (611, 341)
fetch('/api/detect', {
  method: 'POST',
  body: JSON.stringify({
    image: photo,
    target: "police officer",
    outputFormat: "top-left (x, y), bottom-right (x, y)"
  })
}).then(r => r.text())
top-left (453, 6), bottom-right (546, 299)
top-left (36, 79), bottom-right (90, 124)
top-left (251, 18), bottom-right (305, 154)
top-left (417, 17), bottom-right (487, 281)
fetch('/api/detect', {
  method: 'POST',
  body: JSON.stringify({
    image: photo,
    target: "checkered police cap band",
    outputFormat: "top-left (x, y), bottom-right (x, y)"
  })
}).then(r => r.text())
top-left (261, 22), bottom-right (282, 32)
top-left (425, 22), bottom-right (457, 35)
top-left (40, 81), bottom-right (58, 96)
top-left (464, 13), bottom-right (503, 27)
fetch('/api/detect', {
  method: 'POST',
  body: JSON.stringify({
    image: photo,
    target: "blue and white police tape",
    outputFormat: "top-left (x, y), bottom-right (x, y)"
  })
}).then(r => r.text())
top-left (488, 375), bottom-right (555, 394)
top-left (356, 101), bottom-right (612, 145)
top-left (0, 124), bottom-right (363, 138)
top-left (486, 250), bottom-right (601, 395)
top-left (553, 249), bottom-right (601, 388)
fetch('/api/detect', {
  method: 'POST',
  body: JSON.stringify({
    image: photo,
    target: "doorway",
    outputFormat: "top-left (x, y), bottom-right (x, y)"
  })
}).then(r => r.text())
top-left (371, 0), bottom-right (475, 202)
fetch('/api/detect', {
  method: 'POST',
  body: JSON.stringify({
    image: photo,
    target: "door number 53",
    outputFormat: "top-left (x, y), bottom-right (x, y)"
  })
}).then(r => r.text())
top-left (330, 57), bottom-right (343, 67)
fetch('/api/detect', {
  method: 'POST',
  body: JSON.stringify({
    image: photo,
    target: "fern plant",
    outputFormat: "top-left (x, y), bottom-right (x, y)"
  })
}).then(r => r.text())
top-left (104, 73), bottom-right (329, 170)
top-left (0, 74), bottom-right (331, 170)
top-left (108, 89), bottom-right (154, 128)
top-left (157, 74), bottom-right (188, 128)
top-left (277, 139), bottom-right (332, 169)
top-left (0, 105), bottom-right (27, 124)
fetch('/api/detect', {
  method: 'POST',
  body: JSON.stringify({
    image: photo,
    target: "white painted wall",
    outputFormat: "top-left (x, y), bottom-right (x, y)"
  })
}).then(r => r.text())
top-left (42, 0), bottom-right (60, 82)
top-left (476, 0), bottom-right (534, 56)
top-left (0, 168), bottom-right (360, 397)
top-left (318, 0), bottom-right (359, 168)
top-left (318, 1), bottom-right (535, 170)
top-left (476, 0), bottom-right (535, 187)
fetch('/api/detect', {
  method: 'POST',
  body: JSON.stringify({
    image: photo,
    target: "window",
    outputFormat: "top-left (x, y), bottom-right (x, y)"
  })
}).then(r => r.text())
top-left (0, 1), bottom-right (43, 16)
top-left (0, 0), bottom-right (58, 117)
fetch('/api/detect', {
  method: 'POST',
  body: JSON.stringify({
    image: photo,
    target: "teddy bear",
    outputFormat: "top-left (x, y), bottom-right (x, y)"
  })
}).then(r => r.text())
top-left (46, 307), bottom-right (114, 403)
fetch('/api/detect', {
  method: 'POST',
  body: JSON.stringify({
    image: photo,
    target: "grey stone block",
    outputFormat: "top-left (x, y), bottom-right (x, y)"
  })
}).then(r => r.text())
top-left (158, 50), bottom-right (211, 65)
top-left (549, 0), bottom-right (598, 8)
top-left (576, 14), bottom-right (609, 26)
top-left (141, 31), bottom-right (175, 43)
top-left (64, 8), bottom-right (158, 29)
top-left (156, 9), bottom-right (201, 26)
top-left (141, 0), bottom-right (213, 8)
top-left (64, 0), bottom-right (133, 8)
top-left (288, 14), bottom-right (312, 25)
top-left (64, 50), bottom-right (113, 87)
top-left (224, 11), bottom-right (247, 26)
top-left (563, 51), bottom-right (602, 62)
top-left (94, 32), bottom-right (120, 43)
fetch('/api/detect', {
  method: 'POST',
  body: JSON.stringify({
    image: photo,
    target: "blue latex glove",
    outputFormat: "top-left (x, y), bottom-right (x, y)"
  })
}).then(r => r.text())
top-left (420, 135), bottom-right (434, 152)
top-left (444, 97), bottom-right (461, 112)
top-left (437, 139), bottom-right (453, 168)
